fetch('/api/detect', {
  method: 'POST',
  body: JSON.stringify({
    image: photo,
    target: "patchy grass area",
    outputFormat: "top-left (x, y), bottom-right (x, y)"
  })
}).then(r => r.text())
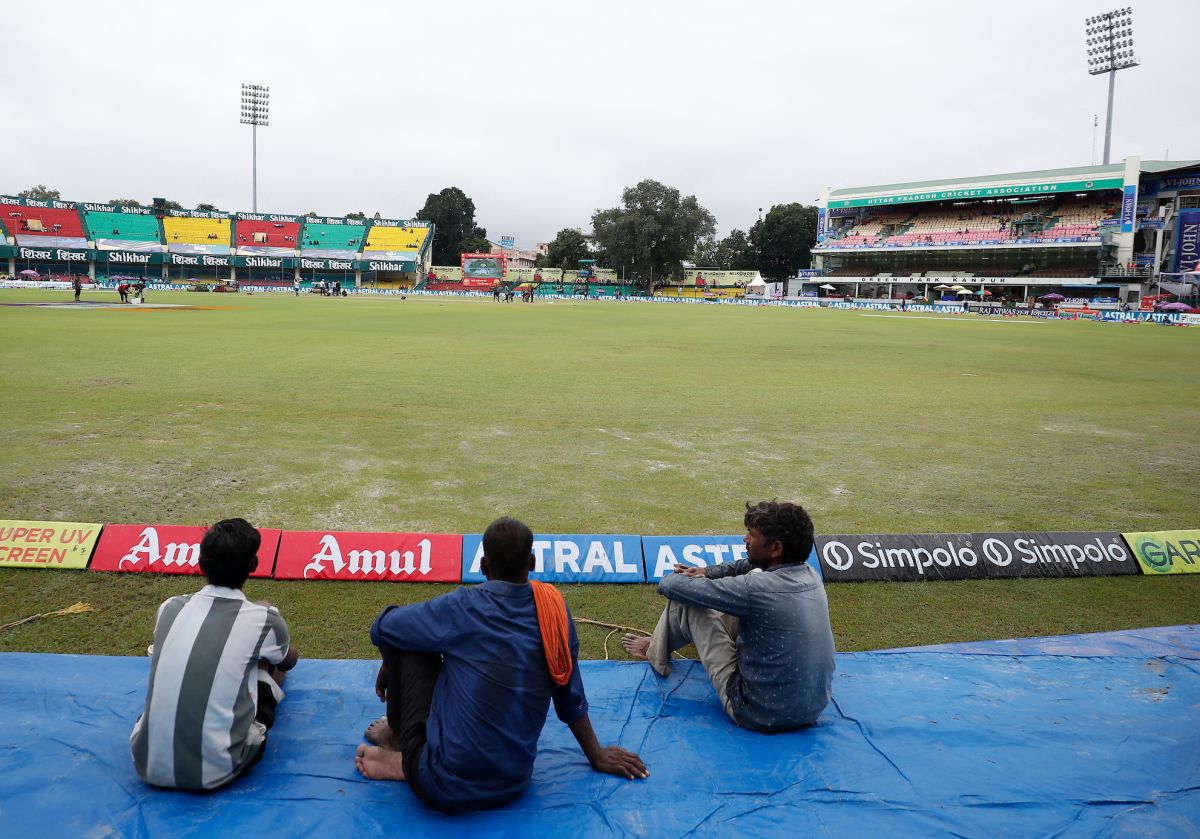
top-left (0, 289), bottom-right (1197, 657)
top-left (1, 570), bottom-right (1197, 660)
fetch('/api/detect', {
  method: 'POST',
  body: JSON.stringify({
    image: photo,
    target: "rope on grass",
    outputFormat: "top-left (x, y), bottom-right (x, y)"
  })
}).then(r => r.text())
top-left (0, 602), bottom-right (93, 634)
top-left (575, 618), bottom-right (651, 660)
top-left (574, 617), bottom-right (683, 660)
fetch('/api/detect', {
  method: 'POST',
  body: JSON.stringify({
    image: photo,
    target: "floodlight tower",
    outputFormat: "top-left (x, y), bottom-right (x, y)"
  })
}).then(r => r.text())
top-left (239, 83), bottom-right (270, 212)
top-left (1085, 8), bottom-right (1138, 165)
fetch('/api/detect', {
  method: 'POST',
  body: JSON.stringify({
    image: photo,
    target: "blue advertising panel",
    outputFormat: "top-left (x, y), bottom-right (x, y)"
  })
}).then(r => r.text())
top-left (1120, 185), bottom-right (1137, 233)
top-left (1160, 174), bottom-right (1200, 192)
top-left (816, 208), bottom-right (827, 243)
top-left (1172, 210), bottom-right (1200, 272)
top-left (643, 535), bottom-right (822, 582)
top-left (461, 533), bottom-right (645, 583)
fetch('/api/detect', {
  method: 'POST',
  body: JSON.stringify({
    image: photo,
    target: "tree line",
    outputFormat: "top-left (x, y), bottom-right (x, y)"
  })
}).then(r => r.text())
top-left (13, 181), bottom-right (817, 288)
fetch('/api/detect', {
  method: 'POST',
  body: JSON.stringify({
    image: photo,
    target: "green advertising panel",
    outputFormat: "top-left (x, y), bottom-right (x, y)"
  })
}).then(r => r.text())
top-left (1122, 529), bottom-right (1200, 575)
top-left (828, 178), bottom-right (1126, 209)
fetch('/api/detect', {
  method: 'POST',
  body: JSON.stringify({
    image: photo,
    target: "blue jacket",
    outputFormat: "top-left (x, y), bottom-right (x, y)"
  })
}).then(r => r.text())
top-left (371, 580), bottom-right (588, 811)
top-left (659, 560), bottom-right (835, 732)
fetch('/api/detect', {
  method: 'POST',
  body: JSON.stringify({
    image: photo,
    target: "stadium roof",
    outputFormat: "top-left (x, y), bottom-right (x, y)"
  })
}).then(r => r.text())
top-left (829, 163), bottom-right (1123, 199)
top-left (826, 159), bottom-right (1200, 209)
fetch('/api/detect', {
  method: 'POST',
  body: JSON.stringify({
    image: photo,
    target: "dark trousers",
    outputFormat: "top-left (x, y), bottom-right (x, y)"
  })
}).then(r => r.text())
top-left (380, 645), bottom-right (441, 803)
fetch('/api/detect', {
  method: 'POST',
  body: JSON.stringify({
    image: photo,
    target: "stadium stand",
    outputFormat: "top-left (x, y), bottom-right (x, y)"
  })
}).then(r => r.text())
top-left (1, 202), bottom-right (87, 248)
top-left (83, 210), bottom-right (162, 251)
top-left (300, 221), bottom-right (366, 259)
top-left (234, 218), bottom-right (301, 256)
top-left (363, 224), bottom-right (430, 257)
top-left (822, 196), bottom-right (1116, 249)
top-left (162, 215), bottom-right (232, 254)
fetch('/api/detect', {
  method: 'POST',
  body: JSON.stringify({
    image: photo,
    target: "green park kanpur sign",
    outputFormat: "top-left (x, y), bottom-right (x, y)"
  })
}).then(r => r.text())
top-left (828, 178), bottom-right (1125, 208)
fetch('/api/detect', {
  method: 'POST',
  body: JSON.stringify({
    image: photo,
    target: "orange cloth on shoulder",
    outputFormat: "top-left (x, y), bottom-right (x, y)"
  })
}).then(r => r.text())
top-left (530, 580), bottom-right (572, 686)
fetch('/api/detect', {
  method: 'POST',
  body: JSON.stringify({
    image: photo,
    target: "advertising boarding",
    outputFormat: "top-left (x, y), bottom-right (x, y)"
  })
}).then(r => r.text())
top-left (1122, 529), bottom-right (1200, 575)
top-left (0, 520), bottom-right (102, 569)
top-left (90, 524), bottom-right (281, 577)
top-left (274, 530), bottom-right (462, 582)
top-left (1171, 210), bottom-right (1200, 272)
top-left (461, 534), bottom-right (644, 583)
top-left (815, 532), bottom-right (1137, 582)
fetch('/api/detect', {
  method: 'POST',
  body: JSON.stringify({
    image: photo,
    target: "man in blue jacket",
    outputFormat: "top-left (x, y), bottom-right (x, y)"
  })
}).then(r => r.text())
top-left (355, 517), bottom-right (648, 811)
top-left (624, 501), bottom-right (836, 732)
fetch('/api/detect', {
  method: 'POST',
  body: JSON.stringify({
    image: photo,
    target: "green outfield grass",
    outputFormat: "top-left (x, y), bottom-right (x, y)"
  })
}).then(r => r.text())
top-left (0, 288), bottom-right (1197, 657)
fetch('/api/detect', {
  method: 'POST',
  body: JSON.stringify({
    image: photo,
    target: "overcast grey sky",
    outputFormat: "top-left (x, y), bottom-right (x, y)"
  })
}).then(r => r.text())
top-left (3, 0), bottom-right (1194, 247)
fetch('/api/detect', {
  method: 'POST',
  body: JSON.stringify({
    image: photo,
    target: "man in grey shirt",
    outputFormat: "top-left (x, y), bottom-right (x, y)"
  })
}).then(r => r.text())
top-left (624, 501), bottom-right (835, 732)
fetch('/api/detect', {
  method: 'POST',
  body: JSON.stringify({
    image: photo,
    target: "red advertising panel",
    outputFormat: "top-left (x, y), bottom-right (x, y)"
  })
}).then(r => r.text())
top-left (274, 530), bottom-right (462, 582)
top-left (90, 524), bottom-right (280, 577)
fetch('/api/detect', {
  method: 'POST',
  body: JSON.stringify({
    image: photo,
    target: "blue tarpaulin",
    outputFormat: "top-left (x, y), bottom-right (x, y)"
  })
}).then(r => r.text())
top-left (1, 626), bottom-right (1197, 836)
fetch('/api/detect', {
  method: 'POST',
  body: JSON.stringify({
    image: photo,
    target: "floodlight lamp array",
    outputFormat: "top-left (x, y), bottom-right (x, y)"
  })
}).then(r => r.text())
top-left (1083, 8), bottom-right (1137, 75)
top-left (239, 83), bottom-right (270, 126)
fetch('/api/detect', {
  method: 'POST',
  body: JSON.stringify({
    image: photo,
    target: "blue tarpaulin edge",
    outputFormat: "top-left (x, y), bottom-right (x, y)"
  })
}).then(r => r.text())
top-left (1, 626), bottom-right (1198, 837)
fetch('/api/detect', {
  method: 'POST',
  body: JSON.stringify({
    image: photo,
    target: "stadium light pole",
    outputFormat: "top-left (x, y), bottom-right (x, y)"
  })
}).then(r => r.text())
top-left (1085, 8), bottom-right (1138, 165)
top-left (240, 84), bottom-right (270, 212)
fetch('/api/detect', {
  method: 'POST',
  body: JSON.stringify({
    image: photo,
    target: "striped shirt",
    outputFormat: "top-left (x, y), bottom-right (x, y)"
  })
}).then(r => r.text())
top-left (130, 585), bottom-right (291, 790)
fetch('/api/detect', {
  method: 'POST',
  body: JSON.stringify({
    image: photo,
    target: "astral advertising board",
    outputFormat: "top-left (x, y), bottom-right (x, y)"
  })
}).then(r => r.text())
top-left (90, 524), bottom-right (281, 577)
top-left (642, 536), bottom-right (822, 582)
top-left (0, 520), bottom-right (102, 569)
top-left (274, 530), bottom-right (461, 582)
top-left (1122, 529), bottom-right (1200, 575)
top-left (461, 534), bottom-right (644, 583)
top-left (815, 532), bottom-right (1136, 582)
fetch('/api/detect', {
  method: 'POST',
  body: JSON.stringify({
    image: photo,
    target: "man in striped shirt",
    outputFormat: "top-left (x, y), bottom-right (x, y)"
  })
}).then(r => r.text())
top-left (131, 518), bottom-right (299, 791)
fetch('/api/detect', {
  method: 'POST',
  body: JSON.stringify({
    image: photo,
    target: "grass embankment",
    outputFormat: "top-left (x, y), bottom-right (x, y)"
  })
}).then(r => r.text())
top-left (0, 570), bottom-right (1196, 659)
top-left (0, 290), bottom-right (1197, 657)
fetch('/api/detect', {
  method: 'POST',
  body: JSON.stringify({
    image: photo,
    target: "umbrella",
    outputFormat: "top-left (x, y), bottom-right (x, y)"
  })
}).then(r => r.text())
top-left (18, 269), bottom-right (39, 277)
top-left (955, 289), bottom-right (973, 295)
top-left (975, 288), bottom-right (992, 296)
top-left (1155, 302), bottom-right (1195, 312)
top-left (820, 283), bottom-right (837, 290)
top-left (933, 284), bottom-right (951, 290)
top-left (1039, 292), bottom-right (1065, 301)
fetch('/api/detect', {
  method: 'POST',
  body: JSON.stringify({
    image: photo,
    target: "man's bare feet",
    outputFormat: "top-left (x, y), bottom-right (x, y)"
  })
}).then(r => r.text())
top-left (355, 744), bottom-right (406, 781)
top-left (622, 634), bottom-right (651, 660)
top-left (364, 716), bottom-right (402, 749)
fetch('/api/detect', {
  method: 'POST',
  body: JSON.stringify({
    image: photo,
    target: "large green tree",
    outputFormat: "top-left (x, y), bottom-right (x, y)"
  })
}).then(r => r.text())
top-left (18, 185), bottom-right (61, 200)
top-left (751, 203), bottom-right (817, 281)
top-left (591, 180), bottom-right (716, 288)
top-left (541, 228), bottom-right (591, 271)
top-left (694, 228), bottom-right (758, 270)
top-left (416, 187), bottom-right (490, 264)
top-left (108, 198), bottom-right (142, 207)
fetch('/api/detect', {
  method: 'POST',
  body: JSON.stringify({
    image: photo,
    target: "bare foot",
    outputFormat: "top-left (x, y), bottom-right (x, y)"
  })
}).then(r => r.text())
top-left (364, 716), bottom-right (401, 749)
top-left (622, 634), bottom-right (650, 660)
top-left (355, 744), bottom-right (406, 781)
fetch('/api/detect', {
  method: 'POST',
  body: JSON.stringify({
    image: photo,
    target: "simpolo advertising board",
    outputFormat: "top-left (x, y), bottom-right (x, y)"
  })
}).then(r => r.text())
top-left (815, 532), bottom-right (1137, 582)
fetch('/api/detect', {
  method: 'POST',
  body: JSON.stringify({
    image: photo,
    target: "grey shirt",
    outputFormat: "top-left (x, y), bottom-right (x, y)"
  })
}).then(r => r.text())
top-left (658, 560), bottom-right (835, 732)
